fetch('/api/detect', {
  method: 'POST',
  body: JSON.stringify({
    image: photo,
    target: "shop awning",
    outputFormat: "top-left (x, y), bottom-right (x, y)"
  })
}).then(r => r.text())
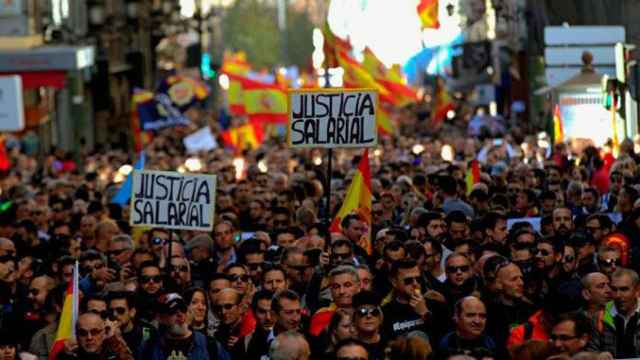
top-left (0, 71), bottom-right (66, 89)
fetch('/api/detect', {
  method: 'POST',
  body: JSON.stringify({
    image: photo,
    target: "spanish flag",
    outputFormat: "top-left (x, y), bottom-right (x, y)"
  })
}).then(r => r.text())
top-left (362, 47), bottom-right (418, 107)
top-left (553, 105), bottom-right (564, 145)
top-left (432, 77), bottom-right (454, 126)
top-left (50, 262), bottom-right (79, 360)
top-left (222, 52), bottom-right (251, 115)
top-left (417, 0), bottom-right (440, 29)
top-left (131, 91), bottom-right (154, 152)
top-left (465, 160), bottom-right (481, 195)
top-left (322, 22), bottom-right (352, 68)
top-left (337, 51), bottom-right (395, 107)
top-left (329, 150), bottom-right (373, 255)
top-left (377, 105), bottom-right (394, 136)
top-left (220, 120), bottom-right (265, 152)
top-left (240, 77), bottom-right (287, 124)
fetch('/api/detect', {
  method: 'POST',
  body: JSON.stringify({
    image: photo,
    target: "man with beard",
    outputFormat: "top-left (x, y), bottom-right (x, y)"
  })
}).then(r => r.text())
top-left (136, 262), bottom-right (163, 323)
top-left (213, 221), bottom-right (237, 273)
top-left (108, 291), bottom-right (155, 354)
top-left (550, 312), bottom-right (592, 356)
top-left (534, 236), bottom-right (564, 295)
top-left (438, 296), bottom-right (496, 358)
top-left (141, 293), bottom-right (229, 359)
top-left (232, 290), bottom-right (274, 360)
top-left (442, 254), bottom-right (479, 309)
top-left (552, 207), bottom-right (574, 237)
top-left (482, 212), bottom-right (508, 255)
top-left (569, 232), bottom-right (598, 276)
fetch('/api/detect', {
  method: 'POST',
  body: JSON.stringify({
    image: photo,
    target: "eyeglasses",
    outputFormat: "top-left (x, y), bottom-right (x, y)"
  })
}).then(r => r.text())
top-left (598, 258), bottom-right (621, 267)
top-left (89, 309), bottom-right (109, 320)
top-left (77, 328), bottom-right (104, 338)
top-left (402, 276), bottom-right (421, 286)
top-left (446, 265), bottom-right (471, 274)
top-left (110, 307), bottom-right (127, 315)
top-left (356, 307), bottom-right (381, 318)
top-left (247, 263), bottom-right (262, 271)
top-left (171, 265), bottom-right (189, 273)
top-left (140, 275), bottom-right (162, 284)
top-left (534, 249), bottom-right (551, 257)
top-left (108, 248), bottom-right (131, 257)
top-left (563, 255), bottom-right (575, 263)
top-left (287, 264), bottom-right (310, 272)
top-left (229, 274), bottom-right (250, 282)
top-left (212, 303), bottom-right (237, 313)
top-left (550, 334), bottom-right (578, 341)
top-left (333, 253), bottom-right (352, 261)
top-left (151, 237), bottom-right (165, 246)
top-left (273, 220), bottom-right (289, 226)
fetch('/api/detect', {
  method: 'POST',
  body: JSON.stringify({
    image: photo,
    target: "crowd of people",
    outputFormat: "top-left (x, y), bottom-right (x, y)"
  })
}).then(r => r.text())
top-left (2, 102), bottom-right (640, 360)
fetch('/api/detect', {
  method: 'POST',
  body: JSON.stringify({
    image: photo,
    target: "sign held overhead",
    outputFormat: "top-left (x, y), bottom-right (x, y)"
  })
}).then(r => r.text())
top-left (130, 170), bottom-right (216, 231)
top-left (288, 88), bottom-right (378, 148)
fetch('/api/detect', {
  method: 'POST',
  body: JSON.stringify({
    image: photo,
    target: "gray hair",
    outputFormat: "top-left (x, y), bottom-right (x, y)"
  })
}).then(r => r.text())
top-left (269, 331), bottom-right (309, 360)
top-left (111, 234), bottom-right (133, 248)
top-left (329, 265), bottom-right (360, 284)
top-left (612, 268), bottom-right (640, 287)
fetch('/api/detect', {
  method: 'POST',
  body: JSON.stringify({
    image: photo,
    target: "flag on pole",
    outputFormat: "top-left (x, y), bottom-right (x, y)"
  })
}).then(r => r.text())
top-left (239, 77), bottom-right (288, 124)
top-left (322, 22), bottom-right (353, 68)
top-left (329, 150), bottom-right (373, 254)
top-left (417, 0), bottom-right (440, 29)
top-left (220, 121), bottom-right (265, 152)
top-left (362, 47), bottom-right (418, 107)
top-left (111, 152), bottom-right (145, 206)
top-left (465, 160), bottom-right (481, 195)
top-left (610, 97), bottom-right (620, 156)
top-left (377, 106), bottom-right (394, 136)
top-left (553, 104), bottom-right (564, 145)
top-left (337, 51), bottom-right (395, 106)
top-left (50, 262), bottom-right (79, 360)
top-left (432, 77), bottom-right (454, 126)
top-left (222, 52), bottom-right (251, 116)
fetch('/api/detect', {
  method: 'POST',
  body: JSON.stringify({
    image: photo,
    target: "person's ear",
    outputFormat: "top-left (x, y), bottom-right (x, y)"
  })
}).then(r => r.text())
top-left (579, 334), bottom-right (589, 348)
top-left (130, 308), bottom-right (137, 319)
top-left (582, 288), bottom-right (592, 302)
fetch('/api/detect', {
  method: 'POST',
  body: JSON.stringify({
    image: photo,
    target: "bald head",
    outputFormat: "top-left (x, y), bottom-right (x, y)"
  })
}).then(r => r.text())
top-left (29, 275), bottom-right (55, 309)
top-left (77, 313), bottom-right (106, 353)
top-left (270, 331), bottom-right (310, 360)
top-left (0, 237), bottom-right (15, 256)
top-left (582, 272), bottom-right (609, 290)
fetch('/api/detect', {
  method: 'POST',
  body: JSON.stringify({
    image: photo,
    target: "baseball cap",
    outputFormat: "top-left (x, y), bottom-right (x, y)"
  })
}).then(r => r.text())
top-left (159, 293), bottom-right (187, 314)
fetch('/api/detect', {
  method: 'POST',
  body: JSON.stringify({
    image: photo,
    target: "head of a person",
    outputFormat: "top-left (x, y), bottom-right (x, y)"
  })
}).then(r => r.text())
top-left (149, 228), bottom-right (170, 255)
top-left (272, 289), bottom-right (302, 332)
top-left (417, 211), bottom-right (448, 240)
top-left (454, 296), bottom-right (487, 340)
top-left (224, 263), bottom-right (251, 296)
top-left (329, 265), bottom-right (361, 309)
top-left (581, 272), bottom-right (612, 309)
top-left (138, 261), bottom-right (163, 295)
top-left (28, 275), bottom-right (55, 311)
top-left (341, 214), bottom-right (367, 244)
top-left (328, 309), bottom-right (354, 345)
top-left (282, 246), bottom-right (311, 286)
top-left (483, 212), bottom-right (508, 245)
top-left (0, 328), bottom-right (19, 360)
top-left (535, 236), bottom-right (563, 273)
top-left (581, 188), bottom-right (600, 212)
top-left (569, 231), bottom-right (596, 267)
top-left (0, 238), bottom-right (16, 258)
top-left (157, 293), bottom-right (189, 338)
top-left (108, 291), bottom-right (136, 331)
top-left (494, 261), bottom-right (524, 301)
top-left (271, 207), bottom-right (292, 232)
top-left (618, 185), bottom-right (639, 214)
top-left (330, 239), bottom-right (354, 266)
top-left (611, 268), bottom-right (640, 316)
top-left (352, 290), bottom-right (382, 337)
top-left (252, 289), bottom-right (275, 331)
top-left (187, 234), bottom-right (213, 262)
top-left (562, 244), bottom-right (577, 274)
top-left (356, 264), bottom-right (373, 292)
top-left (207, 273), bottom-right (231, 302)
top-left (214, 221), bottom-right (235, 252)
top-left (597, 246), bottom-right (621, 277)
top-left (423, 238), bottom-right (443, 272)
top-left (94, 220), bottom-right (120, 249)
top-left (585, 214), bottom-right (610, 243)
top-left (550, 312), bottom-right (591, 356)
top-left (552, 207), bottom-right (574, 236)
top-left (334, 338), bottom-right (369, 360)
top-left (445, 253), bottom-right (473, 288)
top-left (212, 288), bottom-right (242, 328)
top-left (76, 313), bottom-right (106, 354)
top-left (447, 211), bottom-right (470, 242)
top-left (0, 255), bottom-right (17, 285)
top-left (169, 256), bottom-right (191, 289)
top-left (239, 239), bottom-right (265, 283)
top-left (108, 234), bottom-right (134, 266)
top-left (269, 331), bottom-right (311, 360)
top-left (390, 259), bottom-right (422, 300)
top-left (262, 265), bottom-right (288, 293)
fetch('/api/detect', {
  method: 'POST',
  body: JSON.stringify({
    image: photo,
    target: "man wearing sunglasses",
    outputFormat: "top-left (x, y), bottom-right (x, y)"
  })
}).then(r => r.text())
top-left (168, 256), bottom-right (191, 293)
top-left (534, 236), bottom-right (564, 284)
top-left (352, 290), bottom-right (384, 360)
top-left (597, 245), bottom-right (621, 278)
top-left (135, 261), bottom-right (164, 323)
top-left (383, 259), bottom-right (447, 342)
top-left (212, 288), bottom-right (244, 351)
top-left (58, 312), bottom-right (132, 360)
top-left (108, 291), bottom-right (155, 355)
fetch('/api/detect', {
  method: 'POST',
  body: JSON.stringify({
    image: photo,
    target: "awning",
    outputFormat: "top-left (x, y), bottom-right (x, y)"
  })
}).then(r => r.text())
top-left (0, 71), bottom-right (66, 89)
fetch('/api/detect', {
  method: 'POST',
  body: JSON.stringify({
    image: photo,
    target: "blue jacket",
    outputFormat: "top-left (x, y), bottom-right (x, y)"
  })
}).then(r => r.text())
top-left (141, 331), bottom-right (231, 360)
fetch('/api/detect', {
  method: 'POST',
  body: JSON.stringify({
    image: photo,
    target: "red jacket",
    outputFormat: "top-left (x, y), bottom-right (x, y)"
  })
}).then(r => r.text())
top-left (507, 310), bottom-right (550, 348)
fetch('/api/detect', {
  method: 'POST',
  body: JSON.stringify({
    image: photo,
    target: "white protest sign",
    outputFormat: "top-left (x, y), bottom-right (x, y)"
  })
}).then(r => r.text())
top-left (288, 88), bottom-right (378, 148)
top-left (183, 126), bottom-right (218, 153)
top-left (0, 76), bottom-right (25, 132)
top-left (130, 170), bottom-right (216, 231)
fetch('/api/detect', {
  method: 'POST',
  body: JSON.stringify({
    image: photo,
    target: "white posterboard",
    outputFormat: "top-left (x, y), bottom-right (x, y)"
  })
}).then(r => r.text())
top-left (288, 88), bottom-right (378, 148)
top-left (183, 126), bottom-right (218, 153)
top-left (0, 76), bottom-right (24, 132)
top-left (130, 170), bottom-right (216, 231)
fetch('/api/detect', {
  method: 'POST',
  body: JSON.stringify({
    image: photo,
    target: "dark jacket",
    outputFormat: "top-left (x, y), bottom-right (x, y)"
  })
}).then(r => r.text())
top-left (56, 336), bottom-right (134, 360)
top-left (587, 301), bottom-right (640, 358)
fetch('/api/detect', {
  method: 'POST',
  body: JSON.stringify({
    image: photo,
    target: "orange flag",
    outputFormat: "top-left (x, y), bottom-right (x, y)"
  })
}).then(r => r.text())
top-left (50, 262), bottom-right (79, 360)
top-left (330, 149), bottom-right (373, 254)
top-left (417, 0), bottom-right (440, 29)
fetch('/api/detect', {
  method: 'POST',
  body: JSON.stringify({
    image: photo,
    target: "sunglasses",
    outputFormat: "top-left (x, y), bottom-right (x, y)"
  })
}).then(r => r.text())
top-left (402, 276), bottom-right (421, 286)
top-left (356, 307), bottom-right (381, 318)
top-left (109, 248), bottom-right (131, 257)
top-left (247, 263), bottom-right (262, 271)
top-left (598, 258), bottom-right (621, 267)
top-left (212, 303), bottom-right (236, 313)
top-left (151, 237), bottom-right (165, 246)
top-left (535, 249), bottom-right (551, 257)
top-left (110, 307), bottom-right (127, 315)
top-left (171, 265), bottom-right (189, 273)
top-left (446, 265), bottom-right (470, 274)
top-left (563, 255), bottom-right (575, 263)
top-left (140, 275), bottom-right (162, 284)
top-left (89, 309), bottom-right (109, 320)
top-left (229, 274), bottom-right (250, 282)
top-left (77, 328), bottom-right (104, 338)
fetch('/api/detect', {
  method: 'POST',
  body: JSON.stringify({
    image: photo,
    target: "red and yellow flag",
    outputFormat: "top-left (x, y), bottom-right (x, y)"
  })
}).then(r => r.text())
top-left (222, 52), bottom-right (251, 115)
top-left (377, 106), bottom-right (394, 136)
top-left (362, 47), bottom-right (418, 107)
top-left (465, 160), bottom-right (481, 195)
top-left (220, 120), bottom-right (265, 152)
top-left (50, 262), bottom-right (79, 360)
top-left (553, 104), bottom-right (564, 145)
top-left (239, 77), bottom-right (288, 124)
top-left (330, 150), bottom-right (373, 254)
top-left (432, 77), bottom-right (454, 126)
top-left (131, 91), bottom-right (154, 152)
top-left (417, 0), bottom-right (440, 29)
top-left (322, 22), bottom-right (352, 68)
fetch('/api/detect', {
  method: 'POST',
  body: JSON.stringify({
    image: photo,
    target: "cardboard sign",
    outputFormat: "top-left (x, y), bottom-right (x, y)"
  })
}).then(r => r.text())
top-left (183, 126), bottom-right (218, 153)
top-left (130, 170), bottom-right (216, 231)
top-left (288, 88), bottom-right (378, 148)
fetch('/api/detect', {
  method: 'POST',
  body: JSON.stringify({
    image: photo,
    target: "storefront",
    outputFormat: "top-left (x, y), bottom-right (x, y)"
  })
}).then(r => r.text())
top-left (0, 45), bottom-right (95, 155)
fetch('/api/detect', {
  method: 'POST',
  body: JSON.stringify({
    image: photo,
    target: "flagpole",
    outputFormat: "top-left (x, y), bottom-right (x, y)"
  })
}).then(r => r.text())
top-left (325, 148), bottom-right (333, 246)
